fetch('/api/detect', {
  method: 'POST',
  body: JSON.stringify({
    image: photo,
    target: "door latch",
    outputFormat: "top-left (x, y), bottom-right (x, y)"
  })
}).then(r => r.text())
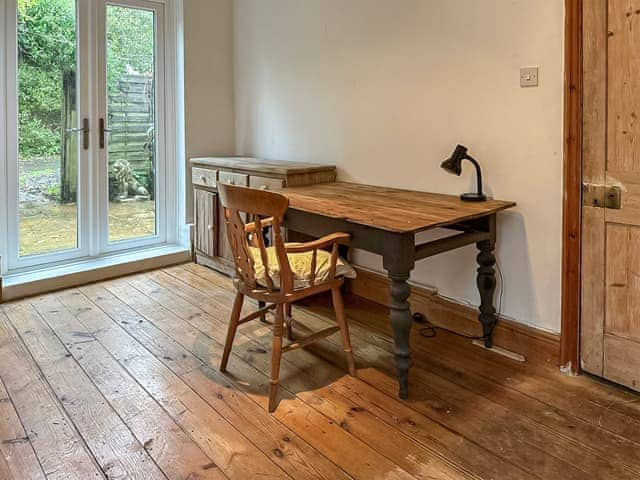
top-left (65, 118), bottom-right (89, 150)
top-left (99, 118), bottom-right (112, 149)
top-left (582, 184), bottom-right (622, 209)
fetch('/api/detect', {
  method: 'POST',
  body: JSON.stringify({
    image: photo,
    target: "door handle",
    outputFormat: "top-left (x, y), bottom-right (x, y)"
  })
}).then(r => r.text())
top-left (99, 118), bottom-right (112, 149)
top-left (66, 118), bottom-right (89, 150)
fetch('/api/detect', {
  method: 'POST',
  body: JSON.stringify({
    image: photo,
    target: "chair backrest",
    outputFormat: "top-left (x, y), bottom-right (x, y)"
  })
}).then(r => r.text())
top-left (217, 183), bottom-right (293, 293)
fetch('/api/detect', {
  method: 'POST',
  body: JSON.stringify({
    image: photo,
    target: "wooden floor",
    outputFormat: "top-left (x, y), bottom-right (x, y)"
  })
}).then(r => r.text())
top-left (2, 264), bottom-right (640, 479)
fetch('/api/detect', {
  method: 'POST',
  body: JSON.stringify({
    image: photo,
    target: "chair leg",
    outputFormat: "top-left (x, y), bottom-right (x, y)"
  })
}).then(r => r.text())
top-left (332, 286), bottom-right (356, 376)
top-left (285, 303), bottom-right (294, 340)
top-left (269, 303), bottom-right (285, 412)
top-left (220, 292), bottom-right (244, 373)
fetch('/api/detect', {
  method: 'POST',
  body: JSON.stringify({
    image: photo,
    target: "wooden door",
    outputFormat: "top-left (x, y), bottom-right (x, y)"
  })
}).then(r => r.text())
top-left (582, 0), bottom-right (640, 390)
top-left (194, 189), bottom-right (217, 258)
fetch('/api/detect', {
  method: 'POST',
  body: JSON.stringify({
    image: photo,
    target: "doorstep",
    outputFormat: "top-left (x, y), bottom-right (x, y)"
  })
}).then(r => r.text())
top-left (1, 245), bottom-right (191, 302)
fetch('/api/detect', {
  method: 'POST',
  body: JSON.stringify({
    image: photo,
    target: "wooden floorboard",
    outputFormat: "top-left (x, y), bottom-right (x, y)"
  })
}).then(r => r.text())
top-left (178, 265), bottom-right (632, 480)
top-left (289, 293), bottom-right (640, 474)
top-left (109, 274), bottom-right (466, 480)
top-left (154, 267), bottom-right (530, 480)
top-left (0, 376), bottom-right (46, 480)
top-left (4, 302), bottom-right (167, 480)
top-left (1, 263), bottom-right (640, 479)
top-left (0, 309), bottom-right (104, 480)
top-left (31, 295), bottom-right (226, 480)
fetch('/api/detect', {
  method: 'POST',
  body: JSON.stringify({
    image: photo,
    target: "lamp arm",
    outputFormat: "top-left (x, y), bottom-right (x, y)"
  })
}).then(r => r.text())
top-left (464, 155), bottom-right (484, 195)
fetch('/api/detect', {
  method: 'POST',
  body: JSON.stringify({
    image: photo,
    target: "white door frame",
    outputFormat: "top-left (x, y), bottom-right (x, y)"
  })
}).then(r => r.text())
top-left (0, 0), bottom-right (184, 275)
top-left (0, 0), bottom-right (9, 274)
top-left (96, 0), bottom-right (167, 253)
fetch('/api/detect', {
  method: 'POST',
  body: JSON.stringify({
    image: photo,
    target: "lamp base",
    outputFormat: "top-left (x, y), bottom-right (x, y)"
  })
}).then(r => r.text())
top-left (460, 192), bottom-right (487, 202)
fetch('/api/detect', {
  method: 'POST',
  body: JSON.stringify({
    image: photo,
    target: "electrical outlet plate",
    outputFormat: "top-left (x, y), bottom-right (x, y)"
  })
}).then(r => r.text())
top-left (520, 66), bottom-right (539, 87)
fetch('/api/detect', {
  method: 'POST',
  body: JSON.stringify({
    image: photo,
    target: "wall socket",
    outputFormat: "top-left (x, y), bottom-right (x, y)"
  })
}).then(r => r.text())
top-left (520, 67), bottom-right (539, 87)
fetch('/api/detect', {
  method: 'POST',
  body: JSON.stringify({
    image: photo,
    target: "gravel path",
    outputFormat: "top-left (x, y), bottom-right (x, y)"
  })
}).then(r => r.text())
top-left (19, 156), bottom-right (62, 204)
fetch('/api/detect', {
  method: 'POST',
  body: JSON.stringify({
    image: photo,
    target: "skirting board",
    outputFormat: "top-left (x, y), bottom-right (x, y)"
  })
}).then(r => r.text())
top-left (349, 267), bottom-right (560, 368)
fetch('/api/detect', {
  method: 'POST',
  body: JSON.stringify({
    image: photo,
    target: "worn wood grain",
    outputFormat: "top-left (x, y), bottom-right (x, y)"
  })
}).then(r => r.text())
top-left (190, 157), bottom-right (337, 178)
top-left (117, 275), bottom-right (476, 480)
top-left (238, 319), bottom-right (632, 480)
top-left (4, 302), bottom-right (167, 480)
top-left (0, 309), bottom-right (104, 480)
top-left (4, 265), bottom-right (640, 479)
top-left (111, 273), bottom-right (470, 480)
top-left (276, 182), bottom-right (515, 234)
top-left (0, 377), bottom-right (46, 480)
top-left (187, 263), bottom-right (640, 480)
top-left (297, 287), bottom-right (640, 449)
top-left (31, 295), bottom-right (226, 480)
top-left (561, 0), bottom-right (584, 374)
top-left (97, 274), bottom-right (419, 480)
top-left (603, 334), bottom-right (640, 390)
top-left (293, 299), bottom-right (640, 477)
top-left (170, 265), bottom-right (580, 479)
top-left (195, 189), bottom-right (217, 258)
top-left (63, 286), bottom-right (289, 480)
top-left (581, 0), bottom-right (640, 390)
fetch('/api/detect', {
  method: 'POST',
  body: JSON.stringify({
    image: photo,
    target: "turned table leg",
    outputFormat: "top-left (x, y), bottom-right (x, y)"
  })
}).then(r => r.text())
top-left (388, 271), bottom-right (413, 399)
top-left (476, 238), bottom-right (497, 347)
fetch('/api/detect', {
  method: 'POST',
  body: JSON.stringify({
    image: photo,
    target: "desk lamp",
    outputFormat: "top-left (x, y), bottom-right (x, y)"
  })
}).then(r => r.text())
top-left (440, 144), bottom-right (487, 201)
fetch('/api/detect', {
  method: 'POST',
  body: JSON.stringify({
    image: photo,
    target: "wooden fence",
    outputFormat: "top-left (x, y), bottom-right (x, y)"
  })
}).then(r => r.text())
top-left (107, 73), bottom-right (155, 193)
top-left (60, 72), bottom-right (155, 203)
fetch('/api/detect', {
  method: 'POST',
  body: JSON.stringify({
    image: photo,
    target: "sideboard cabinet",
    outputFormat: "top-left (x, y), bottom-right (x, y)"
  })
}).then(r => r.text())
top-left (191, 156), bottom-right (337, 274)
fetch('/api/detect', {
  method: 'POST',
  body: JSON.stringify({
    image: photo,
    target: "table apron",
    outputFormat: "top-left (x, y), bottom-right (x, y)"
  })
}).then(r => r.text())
top-left (284, 209), bottom-right (414, 261)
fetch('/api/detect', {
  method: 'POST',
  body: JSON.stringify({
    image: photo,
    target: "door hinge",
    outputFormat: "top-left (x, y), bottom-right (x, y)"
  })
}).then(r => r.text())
top-left (582, 184), bottom-right (622, 209)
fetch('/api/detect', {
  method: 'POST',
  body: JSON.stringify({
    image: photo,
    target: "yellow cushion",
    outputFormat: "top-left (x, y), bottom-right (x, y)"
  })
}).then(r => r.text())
top-left (249, 243), bottom-right (356, 289)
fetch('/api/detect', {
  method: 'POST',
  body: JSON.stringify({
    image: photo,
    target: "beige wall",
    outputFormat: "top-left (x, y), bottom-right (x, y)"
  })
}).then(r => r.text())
top-left (233, 0), bottom-right (565, 332)
top-left (184, 0), bottom-right (235, 222)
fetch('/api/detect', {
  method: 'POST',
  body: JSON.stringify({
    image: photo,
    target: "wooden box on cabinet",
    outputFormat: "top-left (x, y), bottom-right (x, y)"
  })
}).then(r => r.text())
top-left (190, 156), bottom-right (337, 276)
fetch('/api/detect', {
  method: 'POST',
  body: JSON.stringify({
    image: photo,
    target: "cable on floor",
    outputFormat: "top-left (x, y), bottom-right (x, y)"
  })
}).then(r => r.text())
top-left (414, 259), bottom-right (504, 341)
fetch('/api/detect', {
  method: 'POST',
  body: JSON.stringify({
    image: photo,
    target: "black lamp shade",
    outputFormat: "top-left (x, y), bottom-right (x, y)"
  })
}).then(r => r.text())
top-left (440, 144), bottom-right (468, 176)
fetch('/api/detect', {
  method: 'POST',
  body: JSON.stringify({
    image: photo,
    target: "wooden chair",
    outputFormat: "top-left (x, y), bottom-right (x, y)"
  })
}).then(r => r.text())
top-left (217, 183), bottom-right (357, 412)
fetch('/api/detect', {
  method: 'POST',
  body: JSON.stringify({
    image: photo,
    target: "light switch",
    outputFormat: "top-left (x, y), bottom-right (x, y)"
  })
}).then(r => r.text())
top-left (520, 67), bottom-right (539, 87)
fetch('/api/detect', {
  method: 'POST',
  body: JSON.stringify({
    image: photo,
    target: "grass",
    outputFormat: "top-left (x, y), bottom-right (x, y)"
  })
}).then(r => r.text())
top-left (19, 200), bottom-right (156, 256)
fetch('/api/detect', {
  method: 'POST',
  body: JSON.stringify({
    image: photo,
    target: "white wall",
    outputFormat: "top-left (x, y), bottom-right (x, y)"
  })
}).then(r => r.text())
top-left (232, 0), bottom-right (565, 332)
top-left (184, 0), bottom-right (235, 222)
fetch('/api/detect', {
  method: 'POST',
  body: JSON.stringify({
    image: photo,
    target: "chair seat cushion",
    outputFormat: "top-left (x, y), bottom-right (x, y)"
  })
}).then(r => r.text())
top-left (250, 243), bottom-right (357, 289)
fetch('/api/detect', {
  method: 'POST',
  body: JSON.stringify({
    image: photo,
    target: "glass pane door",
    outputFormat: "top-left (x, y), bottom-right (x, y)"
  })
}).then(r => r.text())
top-left (104, 3), bottom-right (158, 244)
top-left (6, 0), bottom-right (168, 272)
top-left (17, 0), bottom-right (80, 257)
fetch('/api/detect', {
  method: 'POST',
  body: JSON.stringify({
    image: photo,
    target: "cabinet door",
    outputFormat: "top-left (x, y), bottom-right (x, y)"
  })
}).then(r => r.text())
top-left (194, 189), bottom-right (217, 258)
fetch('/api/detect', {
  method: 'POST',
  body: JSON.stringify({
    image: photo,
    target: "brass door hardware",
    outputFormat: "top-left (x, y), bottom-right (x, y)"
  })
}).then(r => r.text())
top-left (66, 118), bottom-right (89, 150)
top-left (582, 184), bottom-right (622, 209)
top-left (99, 118), bottom-right (111, 149)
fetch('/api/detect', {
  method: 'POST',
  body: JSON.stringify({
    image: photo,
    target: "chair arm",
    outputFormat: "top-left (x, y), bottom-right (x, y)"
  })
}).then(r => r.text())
top-left (244, 217), bottom-right (274, 233)
top-left (284, 233), bottom-right (351, 253)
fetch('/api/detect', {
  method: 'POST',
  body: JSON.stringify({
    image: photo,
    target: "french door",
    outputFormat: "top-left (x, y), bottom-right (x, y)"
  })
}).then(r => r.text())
top-left (5, 0), bottom-right (168, 271)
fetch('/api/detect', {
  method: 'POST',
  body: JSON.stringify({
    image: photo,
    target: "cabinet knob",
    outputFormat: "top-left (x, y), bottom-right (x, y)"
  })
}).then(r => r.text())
top-left (200, 175), bottom-right (207, 183)
top-left (207, 224), bottom-right (213, 231)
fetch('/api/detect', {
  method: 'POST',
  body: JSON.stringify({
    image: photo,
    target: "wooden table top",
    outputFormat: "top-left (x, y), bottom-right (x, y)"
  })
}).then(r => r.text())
top-left (190, 156), bottom-right (336, 176)
top-left (277, 182), bottom-right (516, 234)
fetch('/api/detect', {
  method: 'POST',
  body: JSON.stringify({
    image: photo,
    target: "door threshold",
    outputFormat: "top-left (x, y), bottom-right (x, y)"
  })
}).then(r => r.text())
top-left (1, 245), bottom-right (191, 302)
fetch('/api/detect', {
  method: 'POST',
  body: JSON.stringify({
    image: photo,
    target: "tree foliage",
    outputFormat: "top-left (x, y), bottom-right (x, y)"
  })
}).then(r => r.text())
top-left (17, 0), bottom-right (75, 157)
top-left (17, 0), bottom-right (154, 158)
top-left (106, 5), bottom-right (155, 91)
